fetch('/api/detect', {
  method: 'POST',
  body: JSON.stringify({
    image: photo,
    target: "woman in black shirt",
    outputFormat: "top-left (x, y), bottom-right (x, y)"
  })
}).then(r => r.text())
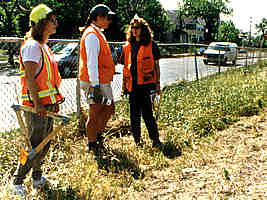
top-left (122, 15), bottom-right (162, 148)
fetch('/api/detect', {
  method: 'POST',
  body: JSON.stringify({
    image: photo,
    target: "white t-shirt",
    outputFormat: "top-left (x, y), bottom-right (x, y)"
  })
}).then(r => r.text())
top-left (21, 39), bottom-right (54, 75)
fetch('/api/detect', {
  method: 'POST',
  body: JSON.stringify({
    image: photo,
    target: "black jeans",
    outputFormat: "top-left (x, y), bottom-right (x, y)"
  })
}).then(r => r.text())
top-left (129, 88), bottom-right (159, 142)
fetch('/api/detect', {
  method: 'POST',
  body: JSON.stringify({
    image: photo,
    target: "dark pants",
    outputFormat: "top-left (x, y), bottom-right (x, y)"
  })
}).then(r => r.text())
top-left (129, 88), bottom-right (159, 142)
top-left (13, 104), bottom-right (56, 185)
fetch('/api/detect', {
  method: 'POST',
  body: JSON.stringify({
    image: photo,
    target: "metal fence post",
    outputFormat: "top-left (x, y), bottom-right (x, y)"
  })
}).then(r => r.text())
top-left (76, 77), bottom-right (81, 121)
top-left (194, 45), bottom-right (199, 81)
top-left (246, 50), bottom-right (248, 67)
top-left (218, 49), bottom-right (221, 74)
top-left (234, 47), bottom-right (237, 67)
top-left (252, 48), bottom-right (255, 65)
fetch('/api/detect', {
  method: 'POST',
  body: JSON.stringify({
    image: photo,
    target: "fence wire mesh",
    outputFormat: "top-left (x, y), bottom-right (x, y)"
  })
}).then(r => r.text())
top-left (1, 37), bottom-right (267, 132)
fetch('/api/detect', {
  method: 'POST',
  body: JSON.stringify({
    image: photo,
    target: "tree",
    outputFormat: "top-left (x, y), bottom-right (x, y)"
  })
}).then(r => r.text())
top-left (114, 0), bottom-right (171, 42)
top-left (0, 0), bottom-right (23, 67)
top-left (0, 0), bottom-right (171, 42)
top-left (179, 0), bottom-right (233, 42)
top-left (218, 20), bottom-right (241, 45)
top-left (15, 0), bottom-right (120, 40)
top-left (256, 18), bottom-right (267, 36)
top-left (0, 0), bottom-right (21, 36)
top-left (255, 18), bottom-right (267, 47)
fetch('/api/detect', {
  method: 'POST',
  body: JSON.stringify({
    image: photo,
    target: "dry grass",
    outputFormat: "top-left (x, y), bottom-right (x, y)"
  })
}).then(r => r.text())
top-left (0, 64), bottom-right (266, 199)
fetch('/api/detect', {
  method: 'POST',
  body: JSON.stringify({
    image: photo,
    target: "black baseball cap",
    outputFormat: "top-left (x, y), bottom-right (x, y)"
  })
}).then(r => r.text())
top-left (90, 4), bottom-right (115, 17)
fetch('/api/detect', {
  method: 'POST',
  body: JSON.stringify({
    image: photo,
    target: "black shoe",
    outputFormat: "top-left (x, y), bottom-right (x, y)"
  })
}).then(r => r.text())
top-left (96, 134), bottom-right (104, 146)
top-left (135, 141), bottom-right (144, 147)
top-left (133, 136), bottom-right (142, 147)
top-left (152, 139), bottom-right (162, 148)
top-left (87, 141), bottom-right (98, 152)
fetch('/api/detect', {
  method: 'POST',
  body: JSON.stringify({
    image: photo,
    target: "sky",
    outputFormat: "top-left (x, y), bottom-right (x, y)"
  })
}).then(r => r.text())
top-left (159, 0), bottom-right (267, 35)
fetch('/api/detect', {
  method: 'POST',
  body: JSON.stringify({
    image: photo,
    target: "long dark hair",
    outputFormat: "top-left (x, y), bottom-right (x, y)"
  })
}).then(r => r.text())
top-left (79, 13), bottom-right (97, 34)
top-left (79, 12), bottom-right (106, 34)
top-left (126, 15), bottom-right (154, 46)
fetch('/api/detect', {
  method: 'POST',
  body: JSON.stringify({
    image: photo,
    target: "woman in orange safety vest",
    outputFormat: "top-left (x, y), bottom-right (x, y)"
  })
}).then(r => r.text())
top-left (79, 4), bottom-right (116, 154)
top-left (11, 4), bottom-right (64, 197)
top-left (122, 15), bottom-right (162, 148)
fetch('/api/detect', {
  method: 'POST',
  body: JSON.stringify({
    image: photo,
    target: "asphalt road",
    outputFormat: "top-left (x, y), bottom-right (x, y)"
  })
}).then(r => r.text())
top-left (159, 55), bottom-right (253, 87)
top-left (0, 56), bottom-right (261, 132)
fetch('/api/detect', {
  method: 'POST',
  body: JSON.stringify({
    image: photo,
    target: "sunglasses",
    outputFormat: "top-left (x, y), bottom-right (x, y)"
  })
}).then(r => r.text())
top-left (131, 26), bottom-right (140, 30)
top-left (49, 18), bottom-right (58, 25)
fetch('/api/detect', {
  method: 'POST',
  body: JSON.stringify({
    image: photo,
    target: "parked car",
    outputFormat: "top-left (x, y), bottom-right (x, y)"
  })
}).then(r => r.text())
top-left (53, 42), bottom-right (79, 78)
top-left (52, 42), bottom-right (122, 78)
top-left (239, 48), bottom-right (248, 54)
top-left (203, 42), bottom-right (237, 65)
top-left (194, 47), bottom-right (206, 56)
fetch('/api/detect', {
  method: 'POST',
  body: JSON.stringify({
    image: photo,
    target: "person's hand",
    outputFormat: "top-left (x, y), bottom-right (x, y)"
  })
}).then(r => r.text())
top-left (55, 104), bottom-right (60, 113)
top-left (34, 103), bottom-right (46, 116)
top-left (93, 85), bottom-right (102, 103)
top-left (121, 87), bottom-right (127, 98)
top-left (120, 90), bottom-right (124, 97)
top-left (156, 82), bottom-right (161, 95)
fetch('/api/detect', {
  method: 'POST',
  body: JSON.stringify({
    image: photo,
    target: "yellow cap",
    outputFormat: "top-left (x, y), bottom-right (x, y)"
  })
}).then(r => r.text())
top-left (30, 4), bottom-right (52, 24)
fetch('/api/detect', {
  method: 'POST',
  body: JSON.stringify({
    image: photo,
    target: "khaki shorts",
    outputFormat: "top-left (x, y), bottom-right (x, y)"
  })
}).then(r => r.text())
top-left (81, 82), bottom-right (114, 104)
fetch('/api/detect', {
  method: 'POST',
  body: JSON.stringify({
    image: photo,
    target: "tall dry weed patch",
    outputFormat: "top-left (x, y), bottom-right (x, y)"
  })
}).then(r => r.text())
top-left (0, 62), bottom-right (266, 199)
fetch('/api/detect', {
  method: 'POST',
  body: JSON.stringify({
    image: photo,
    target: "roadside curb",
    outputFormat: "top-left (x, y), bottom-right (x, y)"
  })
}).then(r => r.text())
top-left (167, 53), bottom-right (194, 58)
top-left (0, 61), bottom-right (8, 67)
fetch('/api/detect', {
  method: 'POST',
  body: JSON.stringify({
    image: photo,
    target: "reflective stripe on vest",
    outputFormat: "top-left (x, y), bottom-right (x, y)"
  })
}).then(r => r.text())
top-left (22, 88), bottom-right (58, 101)
top-left (19, 40), bottom-right (63, 106)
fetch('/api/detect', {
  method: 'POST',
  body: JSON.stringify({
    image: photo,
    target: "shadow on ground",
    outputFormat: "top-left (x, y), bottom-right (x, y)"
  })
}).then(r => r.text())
top-left (39, 184), bottom-right (83, 200)
top-left (94, 147), bottom-right (145, 180)
top-left (161, 141), bottom-right (182, 159)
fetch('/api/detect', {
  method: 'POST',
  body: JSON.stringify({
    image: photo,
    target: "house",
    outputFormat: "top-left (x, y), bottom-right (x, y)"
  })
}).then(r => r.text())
top-left (183, 17), bottom-right (206, 43)
top-left (165, 10), bottom-right (206, 43)
top-left (165, 10), bottom-right (187, 42)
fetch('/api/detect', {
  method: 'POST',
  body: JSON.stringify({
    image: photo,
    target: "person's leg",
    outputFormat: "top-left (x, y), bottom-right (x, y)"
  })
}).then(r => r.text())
top-left (86, 104), bottom-right (102, 142)
top-left (13, 105), bottom-right (54, 185)
top-left (86, 103), bottom-right (113, 149)
top-left (129, 91), bottom-right (142, 144)
top-left (31, 104), bottom-right (55, 181)
top-left (141, 92), bottom-right (161, 146)
top-left (96, 83), bottom-right (115, 133)
top-left (86, 83), bottom-right (114, 150)
top-left (97, 103), bottom-right (115, 133)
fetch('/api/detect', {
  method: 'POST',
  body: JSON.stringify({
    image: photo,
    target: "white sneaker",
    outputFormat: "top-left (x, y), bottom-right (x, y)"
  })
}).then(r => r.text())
top-left (10, 183), bottom-right (26, 197)
top-left (32, 176), bottom-right (49, 189)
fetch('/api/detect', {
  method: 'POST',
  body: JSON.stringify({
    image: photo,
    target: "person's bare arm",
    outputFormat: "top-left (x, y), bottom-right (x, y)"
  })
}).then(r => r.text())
top-left (24, 61), bottom-right (46, 115)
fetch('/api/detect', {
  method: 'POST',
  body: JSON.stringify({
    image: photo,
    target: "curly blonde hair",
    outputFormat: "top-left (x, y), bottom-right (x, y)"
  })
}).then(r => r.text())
top-left (126, 15), bottom-right (153, 46)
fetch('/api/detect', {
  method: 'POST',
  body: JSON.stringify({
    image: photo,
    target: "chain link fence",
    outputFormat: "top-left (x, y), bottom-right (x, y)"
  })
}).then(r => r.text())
top-left (1, 37), bottom-right (267, 132)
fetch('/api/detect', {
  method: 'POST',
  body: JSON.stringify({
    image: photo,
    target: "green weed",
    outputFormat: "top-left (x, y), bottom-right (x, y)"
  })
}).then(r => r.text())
top-left (0, 61), bottom-right (266, 199)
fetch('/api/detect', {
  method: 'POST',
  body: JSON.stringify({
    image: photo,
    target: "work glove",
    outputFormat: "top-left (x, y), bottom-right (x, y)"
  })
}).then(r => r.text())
top-left (92, 85), bottom-right (103, 104)
top-left (121, 85), bottom-right (128, 98)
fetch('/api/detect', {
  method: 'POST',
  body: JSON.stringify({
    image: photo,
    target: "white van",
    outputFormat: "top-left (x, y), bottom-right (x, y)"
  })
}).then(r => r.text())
top-left (203, 42), bottom-right (237, 65)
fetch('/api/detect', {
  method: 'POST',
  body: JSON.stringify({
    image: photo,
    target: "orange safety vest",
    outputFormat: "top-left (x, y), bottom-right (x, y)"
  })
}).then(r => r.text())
top-left (79, 26), bottom-right (115, 84)
top-left (123, 41), bottom-right (156, 92)
top-left (19, 40), bottom-right (64, 107)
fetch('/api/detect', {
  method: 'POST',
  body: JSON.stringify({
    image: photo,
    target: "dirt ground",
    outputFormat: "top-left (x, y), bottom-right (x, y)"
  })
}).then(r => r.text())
top-left (120, 112), bottom-right (267, 200)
